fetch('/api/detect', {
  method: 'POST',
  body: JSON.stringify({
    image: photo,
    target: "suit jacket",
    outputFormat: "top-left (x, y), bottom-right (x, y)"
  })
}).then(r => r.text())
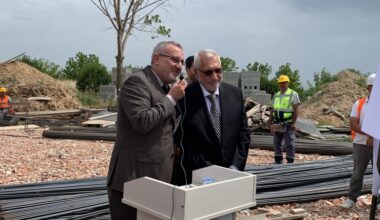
top-left (176, 81), bottom-right (250, 183)
top-left (107, 66), bottom-right (181, 192)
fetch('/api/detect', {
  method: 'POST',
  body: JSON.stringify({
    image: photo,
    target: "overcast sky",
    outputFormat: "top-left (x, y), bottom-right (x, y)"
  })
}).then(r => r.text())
top-left (1, 0), bottom-right (379, 85)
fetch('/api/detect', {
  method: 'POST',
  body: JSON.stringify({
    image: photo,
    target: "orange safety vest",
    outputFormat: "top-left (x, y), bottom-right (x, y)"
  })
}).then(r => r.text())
top-left (0, 95), bottom-right (11, 109)
top-left (351, 97), bottom-right (366, 141)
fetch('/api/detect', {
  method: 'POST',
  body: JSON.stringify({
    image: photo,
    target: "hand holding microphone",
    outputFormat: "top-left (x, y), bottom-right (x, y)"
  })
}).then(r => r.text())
top-left (168, 76), bottom-right (187, 101)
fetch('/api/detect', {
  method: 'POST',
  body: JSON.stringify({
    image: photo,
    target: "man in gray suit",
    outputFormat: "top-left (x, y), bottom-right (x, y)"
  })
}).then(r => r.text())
top-left (107, 41), bottom-right (187, 220)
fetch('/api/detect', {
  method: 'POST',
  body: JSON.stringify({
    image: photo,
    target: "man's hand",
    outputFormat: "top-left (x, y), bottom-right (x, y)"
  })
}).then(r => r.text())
top-left (168, 80), bottom-right (187, 101)
top-left (290, 123), bottom-right (296, 130)
top-left (366, 136), bottom-right (373, 147)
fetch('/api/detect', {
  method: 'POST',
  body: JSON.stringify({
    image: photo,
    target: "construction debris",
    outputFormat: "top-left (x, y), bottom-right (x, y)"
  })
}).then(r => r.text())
top-left (245, 98), bottom-right (271, 130)
top-left (300, 70), bottom-right (368, 126)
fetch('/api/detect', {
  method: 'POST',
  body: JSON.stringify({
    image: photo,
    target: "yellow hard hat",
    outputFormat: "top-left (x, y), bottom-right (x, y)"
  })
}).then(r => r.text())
top-left (277, 75), bottom-right (290, 83)
top-left (0, 87), bottom-right (6, 92)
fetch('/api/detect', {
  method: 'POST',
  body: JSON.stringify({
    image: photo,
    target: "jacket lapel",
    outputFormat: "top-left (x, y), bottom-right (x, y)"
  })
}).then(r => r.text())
top-left (144, 66), bottom-right (179, 131)
top-left (143, 66), bottom-right (166, 95)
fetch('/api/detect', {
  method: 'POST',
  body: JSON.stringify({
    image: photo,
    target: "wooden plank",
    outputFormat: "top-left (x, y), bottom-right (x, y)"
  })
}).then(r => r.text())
top-left (88, 113), bottom-right (117, 120)
top-left (81, 120), bottom-right (115, 127)
top-left (15, 110), bottom-right (82, 117)
top-left (27, 97), bottom-right (52, 101)
top-left (0, 124), bottom-right (39, 130)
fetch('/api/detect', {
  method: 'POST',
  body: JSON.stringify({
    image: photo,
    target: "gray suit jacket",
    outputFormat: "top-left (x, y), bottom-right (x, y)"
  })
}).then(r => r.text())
top-left (107, 66), bottom-right (181, 192)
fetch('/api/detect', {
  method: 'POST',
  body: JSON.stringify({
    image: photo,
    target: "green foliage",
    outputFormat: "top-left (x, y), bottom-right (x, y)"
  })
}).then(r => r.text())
top-left (144, 14), bottom-right (171, 39)
top-left (275, 63), bottom-right (304, 97)
top-left (347, 68), bottom-right (368, 88)
top-left (356, 78), bottom-right (367, 88)
top-left (76, 63), bottom-right (111, 92)
top-left (313, 68), bottom-right (337, 88)
top-left (62, 52), bottom-right (103, 80)
top-left (302, 68), bottom-right (338, 100)
top-left (220, 57), bottom-right (239, 72)
top-left (245, 61), bottom-right (277, 95)
top-left (347, 68), bottom-right (364, 76)
top-left (77, 91), bottom-right (113, 108)
top-left (19, 55), bottom-right (60, 78)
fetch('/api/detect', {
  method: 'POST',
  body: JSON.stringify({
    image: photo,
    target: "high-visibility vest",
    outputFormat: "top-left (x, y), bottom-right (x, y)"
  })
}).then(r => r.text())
top-left (351, 97), bottom-right (366, 141)
top-left (273, 88), bottom-right (294, 123)
top-left (0, 95), bottom-right (11, 109)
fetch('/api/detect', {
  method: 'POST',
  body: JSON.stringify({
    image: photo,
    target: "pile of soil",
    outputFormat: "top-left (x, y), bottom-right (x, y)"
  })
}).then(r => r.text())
top-left (0, 61), bottom-right (81, 111)
top-left (300, 70), bottom-right (368, 126)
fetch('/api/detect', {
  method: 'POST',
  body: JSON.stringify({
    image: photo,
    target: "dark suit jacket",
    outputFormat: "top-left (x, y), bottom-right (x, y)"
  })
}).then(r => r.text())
top-left (175, 81), bottom-right (250, 184)
top-left (107, 66), bottom-right (180, 192)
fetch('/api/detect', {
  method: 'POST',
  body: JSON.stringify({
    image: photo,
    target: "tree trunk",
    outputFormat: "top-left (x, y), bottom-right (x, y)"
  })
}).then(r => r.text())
top-left (115, 31), bottom-right (124, 94)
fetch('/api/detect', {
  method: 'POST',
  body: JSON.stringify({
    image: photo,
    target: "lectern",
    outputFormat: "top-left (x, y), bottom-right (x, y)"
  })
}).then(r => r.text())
top-left (122, 165), bottom-right (256, 220)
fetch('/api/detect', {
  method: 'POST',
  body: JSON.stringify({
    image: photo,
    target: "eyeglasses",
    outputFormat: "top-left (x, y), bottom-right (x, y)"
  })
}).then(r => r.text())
top-left (159, 53), bottom-right (184, 65)
top-left (198, 68), bottom-right (223, 76)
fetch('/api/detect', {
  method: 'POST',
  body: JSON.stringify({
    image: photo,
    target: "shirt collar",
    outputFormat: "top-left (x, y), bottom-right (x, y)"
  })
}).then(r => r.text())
top-left (151, 69), bottom-right (164, 87)
top-left (200, 83), bottom-right (220, 98)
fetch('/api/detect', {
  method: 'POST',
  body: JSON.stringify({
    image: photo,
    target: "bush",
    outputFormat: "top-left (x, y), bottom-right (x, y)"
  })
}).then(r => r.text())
top-left (76, 63), bottom-right (111, 92)
top-left (18, 55), bottom-right (60, 78)
top-left (77, 91), bottom-right (112, 108)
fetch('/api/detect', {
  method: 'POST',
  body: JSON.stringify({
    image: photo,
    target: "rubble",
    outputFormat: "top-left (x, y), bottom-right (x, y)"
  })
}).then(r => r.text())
top-left (245, 98), bottom-right (271, 130)
top-left (300, 70), bottom-right (368, 126)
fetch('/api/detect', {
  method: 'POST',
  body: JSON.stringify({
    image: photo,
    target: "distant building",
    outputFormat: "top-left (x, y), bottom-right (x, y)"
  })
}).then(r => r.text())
top-left (111, 67), bottom-right (143, 86)
top-left (223, 71), bottom-right (272, 105)
top-left (223, 72), bottom-right (239, 88)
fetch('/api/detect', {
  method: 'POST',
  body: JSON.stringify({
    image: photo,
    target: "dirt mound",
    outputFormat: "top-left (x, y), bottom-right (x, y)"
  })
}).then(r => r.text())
top-left (0, 61), bottom-right (80, 111)
top-left (300, 70), bottom-right (368, 126)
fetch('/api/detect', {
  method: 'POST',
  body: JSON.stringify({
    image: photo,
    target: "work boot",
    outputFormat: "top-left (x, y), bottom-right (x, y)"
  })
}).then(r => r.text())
top-left (274, 156), bottom-right (283, 164)
top-left (286, 157), bottom-right (294, 164)
top-left (340, 198), bottom-right (355, 209)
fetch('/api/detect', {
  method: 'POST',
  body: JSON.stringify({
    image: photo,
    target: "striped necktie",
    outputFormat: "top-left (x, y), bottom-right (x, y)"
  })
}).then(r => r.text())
top-left (207, 94), bottom-right (221, 142)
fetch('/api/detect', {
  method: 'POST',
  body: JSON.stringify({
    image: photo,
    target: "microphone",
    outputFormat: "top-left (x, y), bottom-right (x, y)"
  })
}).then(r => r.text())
top-left (179, 74), bottom-right (184, 81)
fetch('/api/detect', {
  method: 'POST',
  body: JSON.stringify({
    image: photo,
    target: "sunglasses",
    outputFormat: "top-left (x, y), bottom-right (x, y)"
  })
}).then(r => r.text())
top-left (159, 53), bottom-right (185, 65)
top-left (198, 68), bottom-right (223, 76)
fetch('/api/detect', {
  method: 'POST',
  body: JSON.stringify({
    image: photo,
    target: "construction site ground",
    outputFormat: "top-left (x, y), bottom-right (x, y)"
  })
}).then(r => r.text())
top-left (1, 128), bottom-right (377, 220)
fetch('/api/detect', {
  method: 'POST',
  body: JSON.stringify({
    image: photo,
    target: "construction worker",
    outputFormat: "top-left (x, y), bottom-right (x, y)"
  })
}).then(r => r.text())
top-left (0, 87), bottom-right (13, 116)
top-left (270, 75), bottom-right (300, 164)
top-left (340, 73), bottom-right (376, 209)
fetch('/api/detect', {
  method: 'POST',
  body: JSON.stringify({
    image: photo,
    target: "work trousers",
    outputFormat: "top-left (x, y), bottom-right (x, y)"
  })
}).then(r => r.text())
top-left (108, 188), bottom-right (137, 220)
top-left (348, 143), bottom-right (373, 202)
top-left (273, 125), bottom-right (295, 164)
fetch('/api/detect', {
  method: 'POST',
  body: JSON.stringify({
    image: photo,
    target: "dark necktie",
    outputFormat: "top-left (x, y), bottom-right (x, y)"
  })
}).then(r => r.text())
top-left (207, 94), bottom-right (221, 142)
top-left (162, 85), bottom-right (170, 94)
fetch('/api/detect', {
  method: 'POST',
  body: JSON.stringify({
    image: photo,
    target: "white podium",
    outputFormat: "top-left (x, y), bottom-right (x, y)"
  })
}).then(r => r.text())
top-left (122, 165), bottom-right (256, 220)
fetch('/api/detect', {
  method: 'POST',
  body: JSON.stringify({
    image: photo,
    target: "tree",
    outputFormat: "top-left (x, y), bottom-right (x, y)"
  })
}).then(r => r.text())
top-left (91, 0), bottom-right (171, 91)
top-left (62, 52), bottom-right (104, 80)
top-left (245, 61), bottom-right (277, 95)
top-left (76, 63), bottom-right (111, 92)
top-left (275, 63), bottom-right (304, 96)
top-left (313, 67), bottom-right (336, 88)
top-left (220, 57), bottom-right (238, 72)
top-left (19, 55), bottom-right (60, 78)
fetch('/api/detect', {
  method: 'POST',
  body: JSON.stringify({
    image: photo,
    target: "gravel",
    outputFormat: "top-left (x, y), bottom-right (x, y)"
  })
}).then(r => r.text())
top-left (0, 128), bottom-right (377, 219)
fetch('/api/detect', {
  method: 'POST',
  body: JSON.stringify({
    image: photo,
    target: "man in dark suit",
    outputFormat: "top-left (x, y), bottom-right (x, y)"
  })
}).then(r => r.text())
top-left (107, 41), bottom-right (187, 220)
top-left (174, 49), bottom-right (250, 185)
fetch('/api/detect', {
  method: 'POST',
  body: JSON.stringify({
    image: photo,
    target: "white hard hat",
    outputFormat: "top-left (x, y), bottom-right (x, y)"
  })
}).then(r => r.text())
top-left (367, 73), bottom-right (376, 86)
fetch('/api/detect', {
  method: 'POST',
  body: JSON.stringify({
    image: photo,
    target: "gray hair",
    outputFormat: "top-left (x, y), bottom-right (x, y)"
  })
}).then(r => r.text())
top-left (151, 41), bottom-right (183, 64)
top-left (193, 49), bottom-right (221, 69)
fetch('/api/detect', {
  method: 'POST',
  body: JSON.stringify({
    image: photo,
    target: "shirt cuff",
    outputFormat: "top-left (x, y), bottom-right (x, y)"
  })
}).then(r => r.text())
top-left (166, 94), bottom-right (176, 106)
